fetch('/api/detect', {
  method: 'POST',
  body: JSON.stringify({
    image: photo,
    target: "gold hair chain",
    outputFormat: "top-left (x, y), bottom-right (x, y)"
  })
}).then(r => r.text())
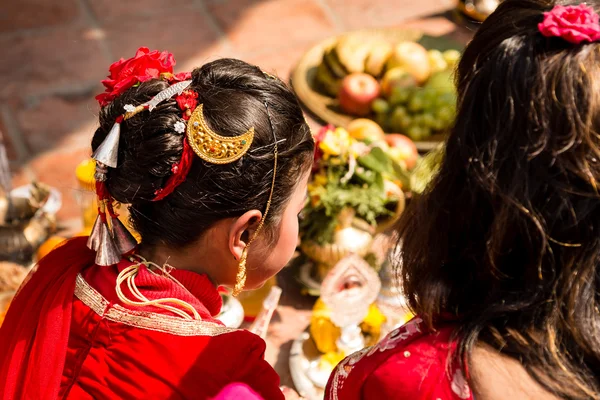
top-left (232, 116), bottom-right (279, 296)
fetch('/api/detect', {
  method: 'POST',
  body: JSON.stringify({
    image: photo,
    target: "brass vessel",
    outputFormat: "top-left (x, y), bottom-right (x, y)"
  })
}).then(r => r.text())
top-left (457, 0), bottom-right (500, 22)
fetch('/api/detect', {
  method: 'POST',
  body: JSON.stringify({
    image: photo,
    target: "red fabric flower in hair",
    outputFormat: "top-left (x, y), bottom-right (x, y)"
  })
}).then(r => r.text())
top-left (538, 4), bottom-right (600, 44)
top-left (95, 47), bottom-right (176, 107)
top-left (173, 72), bottom-right (192, 82)
top-left (175, 90), bottom-right (198, 120)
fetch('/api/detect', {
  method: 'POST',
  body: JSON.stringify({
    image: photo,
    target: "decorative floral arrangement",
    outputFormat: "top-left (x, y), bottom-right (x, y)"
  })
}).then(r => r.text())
top-left (301, 125), bottom-right (407, 245)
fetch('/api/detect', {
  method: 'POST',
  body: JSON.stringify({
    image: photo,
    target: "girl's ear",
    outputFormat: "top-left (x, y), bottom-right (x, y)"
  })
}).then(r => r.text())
top-left (228, 210), bottom-right (263, 260)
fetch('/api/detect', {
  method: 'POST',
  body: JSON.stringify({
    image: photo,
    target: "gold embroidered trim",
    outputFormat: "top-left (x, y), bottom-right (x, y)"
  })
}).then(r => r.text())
top-left (74, 274), bottom-right (238, 337)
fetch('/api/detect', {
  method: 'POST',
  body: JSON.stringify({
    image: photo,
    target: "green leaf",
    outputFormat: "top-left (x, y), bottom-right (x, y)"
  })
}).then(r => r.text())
top-left (357, 147), bottom-right (393, 175)
top-left (374, 172), bottom-right (385, 192)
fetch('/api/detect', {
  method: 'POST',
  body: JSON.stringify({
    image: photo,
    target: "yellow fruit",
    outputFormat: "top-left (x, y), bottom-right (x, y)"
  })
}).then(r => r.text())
top-left (365, 42), bottom-right (393, 77)
top-left (427, 49), bottom-right (448, 73)
top-left (335, 35), bottom-right (372, 73)
top-left (387, 41), bottom-right (431, 84)
top-left (347, 118), bottom-right (386, 142)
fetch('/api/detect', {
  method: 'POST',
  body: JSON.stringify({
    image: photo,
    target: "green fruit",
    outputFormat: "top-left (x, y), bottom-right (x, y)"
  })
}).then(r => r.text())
top-left (422, 87), bottom-right (438, 102)
top-left (422, 113), bottom-right (436, 128)
top-left (407, 125), bottom-right (425, 141)
top-left (315, 62), bottom-right (342, 97)
top-left (400, 115), bottom-right (413, 130)
top-left (431, 118), bottom-right (445, 131)
top-left (435, 91), bottom-right (457, 107)
top-left (372, 98), bottom-right (391, 114)
top-left (436, 106), bottom-right (454, 124)
top-left (443, 49), bottom-right (461, 68)
top-left (389, 107), bottom-right (407, 132)
top-left (420, 126), bottom-right (432, 139)
top-left (412, 114), bottom-right (425, 125)
top-left (395, 105), bottom-right (408, 118)
top-left (374, 113), bottom-right (390, 131)
top-left (381, 67), bottom-right (418, 98)
top-left (389, 86), bottom-right (411, 105)
top-left (425, 70), bottom-right (455, 92)
top-left (323, 48), bottom-right (350, 79)
top-left (408, 95), bottom-right (425, 112)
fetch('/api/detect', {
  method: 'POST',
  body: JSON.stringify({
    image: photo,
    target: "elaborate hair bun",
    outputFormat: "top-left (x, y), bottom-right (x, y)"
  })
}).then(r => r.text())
top-left (91, 78), bottom-right (186, 204)
top-left (93, 56), bottom-right (314, 249)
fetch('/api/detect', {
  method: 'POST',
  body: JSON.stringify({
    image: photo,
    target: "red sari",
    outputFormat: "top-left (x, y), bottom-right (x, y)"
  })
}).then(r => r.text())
top-left (0, 237), bottom-right (283, 400)
top-left (325, 317), bottom-right (474, 400)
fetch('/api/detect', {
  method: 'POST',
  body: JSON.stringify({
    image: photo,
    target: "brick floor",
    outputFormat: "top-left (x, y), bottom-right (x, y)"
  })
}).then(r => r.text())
top-left (1, 0), bottom-right (472, 388)
top-left (0, 0), bottom-right (83, 32)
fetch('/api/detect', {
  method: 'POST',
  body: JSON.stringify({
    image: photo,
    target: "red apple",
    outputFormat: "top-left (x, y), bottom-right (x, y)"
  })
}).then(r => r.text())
top-left (338, 73), bottom-right (381, 116)
top-left (385, 134), bottom-right (418, 170)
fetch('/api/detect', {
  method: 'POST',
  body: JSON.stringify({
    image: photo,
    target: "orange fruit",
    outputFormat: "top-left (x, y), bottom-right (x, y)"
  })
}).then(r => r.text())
top-left (36, 236), bottom-right (67, 261)
top-left (347, 118), bottom-right (385, 142)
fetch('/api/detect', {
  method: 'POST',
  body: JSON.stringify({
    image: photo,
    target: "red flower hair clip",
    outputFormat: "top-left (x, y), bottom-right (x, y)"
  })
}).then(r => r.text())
top-left (175, 90), bottom-right (199, 120)
top-left (539, 4), bottom-right (600, 44)
top-left (95, 47), bottom-right (177, 107)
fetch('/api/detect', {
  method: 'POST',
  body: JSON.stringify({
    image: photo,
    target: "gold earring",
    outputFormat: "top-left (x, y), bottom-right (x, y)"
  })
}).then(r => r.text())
top-left (232, 246), bottom-right (248, 296)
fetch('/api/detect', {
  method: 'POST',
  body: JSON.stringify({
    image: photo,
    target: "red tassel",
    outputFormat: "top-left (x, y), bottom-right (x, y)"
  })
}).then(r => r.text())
top-left (95, 181), bottom-right (111, 201)
top-left (98, 208), bottom-right (108, 223)
top-left (105, 201), bottom-right (118, 218)
top-left (152, 138), bottom-right (194, 201)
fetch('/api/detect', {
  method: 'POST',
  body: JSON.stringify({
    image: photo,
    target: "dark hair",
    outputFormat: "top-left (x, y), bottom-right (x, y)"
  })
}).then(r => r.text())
top-left (92, 58), bottom-right (314, 247)
top-left (395, 0), bottom-right (600, 398)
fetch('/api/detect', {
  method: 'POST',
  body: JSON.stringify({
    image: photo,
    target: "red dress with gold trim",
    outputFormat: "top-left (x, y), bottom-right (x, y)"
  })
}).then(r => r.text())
top-left (0, 238), bottom-right (283, 400)
top-left (324, 317), bottom-right (474, 400)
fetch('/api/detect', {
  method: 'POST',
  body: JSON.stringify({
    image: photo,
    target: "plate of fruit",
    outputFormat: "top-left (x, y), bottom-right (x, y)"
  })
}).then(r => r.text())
top-left (292, 28), bottom-right (461, 151)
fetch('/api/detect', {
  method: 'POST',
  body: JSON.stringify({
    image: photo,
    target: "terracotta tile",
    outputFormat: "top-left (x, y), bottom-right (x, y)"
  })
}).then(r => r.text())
top-left (207, 0), bottom-right (337, 54)
top-left (0, 27), bottom-right (108, 100)
top-left (104, 9), bottom-right (227, 70)
top-left (177, 47), bottom-right (241, 74)
top-left (402, 16), bottom-right (475, 44)
top-left (87, 0), bottom-right (195, 23)
top-left (29, 147), bottom-right (92, 221)
top-left (16, 96), bottom-right (98, 155)
top-left (0, 0), bottom-right (82, 32)
top-left (246, 45), bottom-right (308, 82)
top-left (9, 167), bottom-right (34, 190)
top-left (325, 0), bottom-right (451, 30)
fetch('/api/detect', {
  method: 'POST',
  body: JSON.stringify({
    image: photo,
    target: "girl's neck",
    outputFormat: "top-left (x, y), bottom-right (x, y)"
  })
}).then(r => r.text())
top-left (137, 243), bottom-right (218, 287)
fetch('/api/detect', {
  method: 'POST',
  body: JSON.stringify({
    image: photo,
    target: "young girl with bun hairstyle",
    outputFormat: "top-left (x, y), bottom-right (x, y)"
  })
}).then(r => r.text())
top-left (0, 49), bottom-right (314, 399)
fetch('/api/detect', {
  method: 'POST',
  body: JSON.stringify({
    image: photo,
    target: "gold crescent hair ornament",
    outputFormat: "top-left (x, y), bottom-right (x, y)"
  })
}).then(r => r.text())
top-left (186, 104), bottom-right (255, 164)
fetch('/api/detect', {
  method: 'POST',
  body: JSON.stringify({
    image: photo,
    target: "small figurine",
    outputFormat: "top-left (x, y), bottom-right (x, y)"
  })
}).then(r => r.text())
top-left (305, 255), bottom-right (382, 389)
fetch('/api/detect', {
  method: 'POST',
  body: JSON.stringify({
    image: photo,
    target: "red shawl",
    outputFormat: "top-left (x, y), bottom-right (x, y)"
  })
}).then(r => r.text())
top-left (0, 237), bottom-right (95, 399)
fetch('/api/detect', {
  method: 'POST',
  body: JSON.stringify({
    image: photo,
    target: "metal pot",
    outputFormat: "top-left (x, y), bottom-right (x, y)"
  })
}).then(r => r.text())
top-left (457, 0), bottom-right (500, 22)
